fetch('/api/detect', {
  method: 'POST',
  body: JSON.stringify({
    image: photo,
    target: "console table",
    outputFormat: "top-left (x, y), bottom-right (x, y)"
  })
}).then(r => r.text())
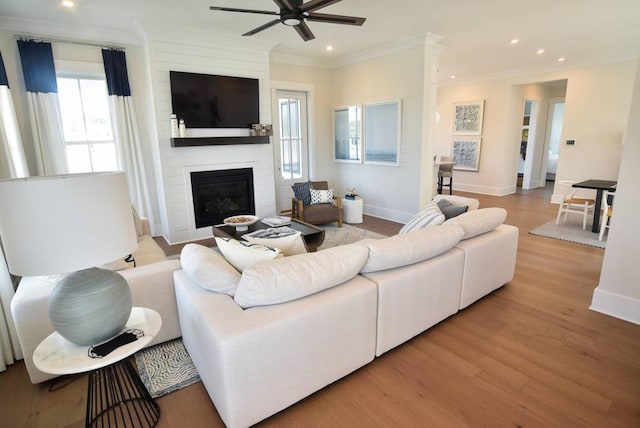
top-left (33, 307), bottom-right (162, 428)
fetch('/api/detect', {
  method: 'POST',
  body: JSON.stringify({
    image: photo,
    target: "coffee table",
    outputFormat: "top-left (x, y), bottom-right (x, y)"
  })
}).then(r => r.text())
top-left (212, 218), bottom-right (325, 252)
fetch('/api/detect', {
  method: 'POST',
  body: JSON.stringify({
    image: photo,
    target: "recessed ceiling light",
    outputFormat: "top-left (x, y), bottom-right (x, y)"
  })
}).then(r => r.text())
top-left (450, 74), bottom-right (457, 79)
top-left (510, 39), bottom-right (519, 45)
top-left (557, 57), bottom-right (566, 62)
top-left (536, 48), bottom-right (545, 54)
top-left (61, 0), bottom-right (75, 7)
top-left (326, 45), bottom-right (333, 52)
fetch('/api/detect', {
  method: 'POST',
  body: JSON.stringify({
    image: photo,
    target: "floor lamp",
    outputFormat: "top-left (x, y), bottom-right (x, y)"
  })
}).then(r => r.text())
top-left (0, 172), bottom-right (138, 345)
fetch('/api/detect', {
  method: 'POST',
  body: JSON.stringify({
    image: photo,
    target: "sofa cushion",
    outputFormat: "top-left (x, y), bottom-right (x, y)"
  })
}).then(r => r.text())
top-left (244, 232), bottom-right (307, 256)
top-left (360, 225), bottom-right (464, 273)
top-left (310, 188), bottom-right (333, 204)
top-left (181, 244), bottom-right (239, 295)
top-left (292, 181), bottom-right (313, 205)
top-left (443, 207), bottom-right (507, 240)
top-left (436, 199), bottom-right (469, 220)
top-left (398, 201), bottom-right (445, 235)
top-left (215, 237), bottom-right (282, 272)
top-left (233, 242), bottom-right (369, 308)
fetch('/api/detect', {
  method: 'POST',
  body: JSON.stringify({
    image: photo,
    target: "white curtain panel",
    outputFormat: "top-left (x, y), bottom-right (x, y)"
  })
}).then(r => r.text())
top-left (0, 86), bottom-right (28, 179)
top-left (0, 241), bottom-right (21, 372)
top-left (110, 95), bottom-right (154, 227)
top-left (26, 91), bottom-right (67, 175)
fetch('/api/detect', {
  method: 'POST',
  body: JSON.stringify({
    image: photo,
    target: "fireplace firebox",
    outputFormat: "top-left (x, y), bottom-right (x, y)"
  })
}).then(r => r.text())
top-left (191, 168), bottom-right (255, 228)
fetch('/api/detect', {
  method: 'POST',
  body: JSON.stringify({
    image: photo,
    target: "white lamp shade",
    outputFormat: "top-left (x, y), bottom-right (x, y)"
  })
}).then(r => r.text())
top-left (0, 172), bottom-right (138, 276)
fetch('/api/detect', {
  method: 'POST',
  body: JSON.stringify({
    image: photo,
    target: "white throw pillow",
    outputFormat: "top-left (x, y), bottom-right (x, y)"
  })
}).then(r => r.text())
top-left (310, 188), bottom-right (334, 204)
top-left (180, 243), bottom-right (240, 295)
top-left (215, 237), bottom-right (282, 272)
top-left (398, 201), bottom-right (445, 234)
top-left (244, 232), bottom-right (307, 256)
top-left (234, 242), bottom-right (369, 308)
top-left (443, 207), bottom-right (507, 239)
top-left (361, 225), bottom-right (464, 273)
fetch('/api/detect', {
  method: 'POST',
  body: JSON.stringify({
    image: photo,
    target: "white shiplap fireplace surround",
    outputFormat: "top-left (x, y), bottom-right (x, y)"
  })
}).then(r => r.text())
top-left (142, 25), bottom-right (279, 244)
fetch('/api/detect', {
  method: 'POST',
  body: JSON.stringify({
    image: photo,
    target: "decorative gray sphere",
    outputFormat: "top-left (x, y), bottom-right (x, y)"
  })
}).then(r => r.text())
top-left (49, 267), bottom-right (132, 346)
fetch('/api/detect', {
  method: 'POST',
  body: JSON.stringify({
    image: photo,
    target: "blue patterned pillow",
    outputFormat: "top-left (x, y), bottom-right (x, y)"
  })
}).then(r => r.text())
top-left (292, 181), bottom-right (312, 206)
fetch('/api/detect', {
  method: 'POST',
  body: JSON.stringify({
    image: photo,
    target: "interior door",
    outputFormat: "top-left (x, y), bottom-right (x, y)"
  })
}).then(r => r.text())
top-left (272, 90), bottom-right (309, 214)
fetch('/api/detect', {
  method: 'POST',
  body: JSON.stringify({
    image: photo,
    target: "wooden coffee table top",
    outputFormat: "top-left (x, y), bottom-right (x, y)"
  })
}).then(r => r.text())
top-left (212, 218), bottom-right (326, 252)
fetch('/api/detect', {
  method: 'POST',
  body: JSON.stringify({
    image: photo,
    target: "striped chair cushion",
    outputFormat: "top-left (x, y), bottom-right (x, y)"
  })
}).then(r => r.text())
top-left (398, 202), bottom-right (445, 235)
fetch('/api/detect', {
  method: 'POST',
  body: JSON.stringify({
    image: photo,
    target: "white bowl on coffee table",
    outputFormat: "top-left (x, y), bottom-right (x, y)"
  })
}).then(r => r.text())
top-left (223, 215), bottom-right (258, 231)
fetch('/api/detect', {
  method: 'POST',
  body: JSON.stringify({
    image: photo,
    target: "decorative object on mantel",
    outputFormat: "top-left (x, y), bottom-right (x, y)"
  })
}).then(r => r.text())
top-left (178, 119), bottom-right (186, 137)
top-left (250, 124), bottom-right (273, 136)
top-left (0, 172), bottom-right (138, 345)
top-left (170, 114), bottom-right (179, 138)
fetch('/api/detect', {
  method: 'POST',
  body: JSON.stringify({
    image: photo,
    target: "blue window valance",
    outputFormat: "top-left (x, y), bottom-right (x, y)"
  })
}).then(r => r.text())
top-left (102, 49), bottom-right (131, 97)
top-left (17, 40), bottom-right (58, 93)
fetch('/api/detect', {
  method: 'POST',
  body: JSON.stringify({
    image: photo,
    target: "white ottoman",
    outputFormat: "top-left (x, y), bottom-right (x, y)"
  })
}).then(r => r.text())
top-left (343, 197), bottom-right (363, 224)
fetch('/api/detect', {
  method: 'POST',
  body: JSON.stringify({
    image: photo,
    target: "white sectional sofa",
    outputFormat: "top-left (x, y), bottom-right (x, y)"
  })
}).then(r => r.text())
top-left (174, 205), bottom-right (519, 427)
top-left (11, 217), bottom-right (182, 384)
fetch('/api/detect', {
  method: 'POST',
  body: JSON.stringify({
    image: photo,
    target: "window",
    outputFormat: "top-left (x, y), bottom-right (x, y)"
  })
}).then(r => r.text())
top-left (56, 77), bottom-right (118, 173)
top-left (279, 97), bottom-right (303, 179)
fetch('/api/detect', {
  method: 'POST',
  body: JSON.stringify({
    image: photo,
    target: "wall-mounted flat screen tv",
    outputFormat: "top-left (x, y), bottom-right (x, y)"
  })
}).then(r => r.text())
top-left (170, 71), bottom-right (259, 129)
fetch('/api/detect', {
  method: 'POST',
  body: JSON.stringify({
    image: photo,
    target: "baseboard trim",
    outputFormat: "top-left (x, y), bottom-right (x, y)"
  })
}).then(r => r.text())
top-left (590, 287), bottom-right (640, 325)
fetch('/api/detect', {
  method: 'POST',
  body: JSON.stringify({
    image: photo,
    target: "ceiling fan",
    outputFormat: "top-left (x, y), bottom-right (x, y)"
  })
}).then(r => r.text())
top-left (210, 0), bottom-right (366, 42)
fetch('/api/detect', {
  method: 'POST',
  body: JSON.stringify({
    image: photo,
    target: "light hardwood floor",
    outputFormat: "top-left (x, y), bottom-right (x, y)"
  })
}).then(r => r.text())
top-left (2, 185), bottom-right (639, 427)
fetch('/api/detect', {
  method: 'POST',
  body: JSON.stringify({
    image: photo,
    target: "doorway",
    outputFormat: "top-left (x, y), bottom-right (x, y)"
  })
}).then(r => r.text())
top-left (272, 90), bottom-right (309, 213)
top-left (518, 100), bottom-right (539, 189)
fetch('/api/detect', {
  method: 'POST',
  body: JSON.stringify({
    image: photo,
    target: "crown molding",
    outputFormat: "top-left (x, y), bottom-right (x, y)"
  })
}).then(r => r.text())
top-left (332, 33), bottom-right (444, 69)
top-left (270, 52), bottom-right (333, 69)
top-left (270, 33), bottom-right (445, 70)
top-left (436, 55), bottom-right (639, 86)
top-left (0, 15), bottom-right (140, 46)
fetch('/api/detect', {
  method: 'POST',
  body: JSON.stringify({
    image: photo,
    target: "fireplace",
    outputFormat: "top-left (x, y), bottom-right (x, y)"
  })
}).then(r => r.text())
top-left (191, 168), bottom-right (255, 228)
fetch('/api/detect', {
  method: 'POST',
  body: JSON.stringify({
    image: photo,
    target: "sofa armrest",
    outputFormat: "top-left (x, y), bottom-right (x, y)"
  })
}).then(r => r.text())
top-left (291, 197), bottom-right (304, 220)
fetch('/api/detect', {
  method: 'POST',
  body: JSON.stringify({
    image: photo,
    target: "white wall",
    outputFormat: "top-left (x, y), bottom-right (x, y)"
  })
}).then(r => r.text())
top-left (592, 55), bottom-right (640, 325)
top-left (436, 62), bottom-right (636, 197)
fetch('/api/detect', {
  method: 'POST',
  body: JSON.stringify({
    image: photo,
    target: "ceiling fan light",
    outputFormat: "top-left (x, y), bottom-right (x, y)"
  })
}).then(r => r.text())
top-left (283, 17), bottom-right (302, 26)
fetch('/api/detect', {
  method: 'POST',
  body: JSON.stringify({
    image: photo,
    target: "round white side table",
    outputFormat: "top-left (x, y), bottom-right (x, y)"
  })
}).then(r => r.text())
top-left (33, 307), bottom-right (162, 427)
top-left (342, 196), bottom-right (363, 224)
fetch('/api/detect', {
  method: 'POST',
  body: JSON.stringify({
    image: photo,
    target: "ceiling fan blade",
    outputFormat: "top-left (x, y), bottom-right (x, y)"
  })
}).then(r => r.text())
top-left (300, 0), bottom-right (342, 13)
top-left (294, 21), bottom-right (316, 41)
top-left (272, 0), bottom-right (296, 11)
top-left (306, 12), bottom-right (366, 26)
top-left (242, 19), bottom-right (281, 36)
top-left (210, 6), bottom-right (279, 17)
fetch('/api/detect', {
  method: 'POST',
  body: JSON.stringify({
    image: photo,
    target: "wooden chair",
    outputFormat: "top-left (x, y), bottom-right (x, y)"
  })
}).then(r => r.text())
top-left (599, 191), bottom-right (614, 241)
top-left (291, 181), bottom-right (343, 227)
top-left (555, 180), bottom-right (595, 230)
top-left (437, 156), bottom-right (454, 195)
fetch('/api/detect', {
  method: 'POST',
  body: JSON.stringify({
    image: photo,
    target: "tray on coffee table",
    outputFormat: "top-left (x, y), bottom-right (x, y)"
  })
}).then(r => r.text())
top-left (212, 218), bottom-right (325, 252)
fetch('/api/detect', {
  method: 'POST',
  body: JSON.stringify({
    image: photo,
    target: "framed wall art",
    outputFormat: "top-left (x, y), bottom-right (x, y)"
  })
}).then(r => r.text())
top-left (333, 105), bottom-right (362, 163)
top-left (452, 137), bottom-right (482, 171)
top-left (364, 99), bottom-right (402, 166)
top-left (452, 100), bottom-right (484, 135)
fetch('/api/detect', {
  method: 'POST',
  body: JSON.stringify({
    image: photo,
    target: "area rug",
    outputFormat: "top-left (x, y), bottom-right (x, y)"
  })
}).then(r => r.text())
top-left (135, 339), bottom-right (200, 398)
top-left (529, 217), bottom-right (606, 248)
top-left (318, 223), bottom-right (387, 250)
